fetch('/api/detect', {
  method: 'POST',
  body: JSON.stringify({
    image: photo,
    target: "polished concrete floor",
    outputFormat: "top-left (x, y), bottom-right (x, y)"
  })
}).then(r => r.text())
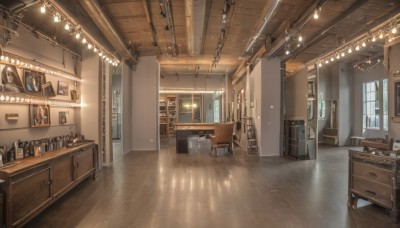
top-left (26, 138), bottom-right (399, 228)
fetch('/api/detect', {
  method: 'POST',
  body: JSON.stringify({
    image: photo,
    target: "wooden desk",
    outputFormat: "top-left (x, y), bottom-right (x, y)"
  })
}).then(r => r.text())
top-left (175, 123), bottom-right (215, 153)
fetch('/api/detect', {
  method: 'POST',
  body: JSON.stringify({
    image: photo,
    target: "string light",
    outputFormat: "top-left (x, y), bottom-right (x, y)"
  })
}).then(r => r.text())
top-left (40, 1), bottom-right (120, 66)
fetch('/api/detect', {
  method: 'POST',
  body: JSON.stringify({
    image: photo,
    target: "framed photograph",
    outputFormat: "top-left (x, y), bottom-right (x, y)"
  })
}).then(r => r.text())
top-left (57, 81), bottom-right (69, 96)
top-left (30, 104), bottom-right (50, 127)
top-left (59, 111), bottom-right (67, 124)
top-left (0, 64), bottom-right (25, 93)
top-left (24, 70), bottom-right (45, 95)
top-left (42, 82), bottom-right (56, 98)
top-left (395, 81), bottom-right (400, 116)
top-left (307, 81), bottom-right (315, 98)
top-left (71, 90), bottom-right (79, 102)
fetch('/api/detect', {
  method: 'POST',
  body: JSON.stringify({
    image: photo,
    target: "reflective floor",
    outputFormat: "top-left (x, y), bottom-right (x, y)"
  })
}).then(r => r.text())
top-left (26, 139), bottom-right (397, 228)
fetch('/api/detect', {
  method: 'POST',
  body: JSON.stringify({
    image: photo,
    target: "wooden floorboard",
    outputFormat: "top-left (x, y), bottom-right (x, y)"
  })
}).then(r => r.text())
top-left (25, 138), bottom-right (397, 228)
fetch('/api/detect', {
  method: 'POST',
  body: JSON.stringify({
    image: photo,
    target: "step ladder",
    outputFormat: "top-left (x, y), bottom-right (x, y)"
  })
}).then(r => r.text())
top-left (246, 117), bottom-right (258, 155)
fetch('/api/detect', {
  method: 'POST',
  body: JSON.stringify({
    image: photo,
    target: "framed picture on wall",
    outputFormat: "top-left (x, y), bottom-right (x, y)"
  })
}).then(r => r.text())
top-left (395, 81), bottom-right (400, 116)
top-left (57, 81), bottom-right (69, 96)
top-left (42, 82), bottom-right (56, 98)
top-left (59, 111), bottom-right (67, 124)
top-left (24, 70), bottom-right (45, 95)
top-left (0, 64), bottom-right (25, 93)
top-left (30, 104), bottom-right (50, 127)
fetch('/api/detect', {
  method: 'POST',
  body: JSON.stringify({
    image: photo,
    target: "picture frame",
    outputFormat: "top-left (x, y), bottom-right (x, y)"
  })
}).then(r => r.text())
top-left (30, 104), bottom-right (50, 127)
top-left (57, 81), bottom-right (69, 96)
top-left (70, 90), bottom-right (79, 102)
top-left (307, 81), bottom-right (315, 98)
top-left (59, 111), bottom-right (67, 124)
top-left (42, 82), bottom-right (56, 98)
top-left (0, 64), bottom-right (25, 93)
top-left (24, 69), bottom-right (45, 95)
top-left (395, 81), bottom-right (400, 116)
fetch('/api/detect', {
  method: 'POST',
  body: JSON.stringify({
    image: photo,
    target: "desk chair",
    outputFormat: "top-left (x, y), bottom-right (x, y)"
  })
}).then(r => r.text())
top-left (210, 122), bottom-right (235, 156)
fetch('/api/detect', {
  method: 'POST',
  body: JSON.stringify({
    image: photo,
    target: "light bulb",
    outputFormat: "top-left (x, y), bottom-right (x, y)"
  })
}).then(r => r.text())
top-left (54, 13), bottom-right (60, 23)
top-left (379, 33), bottom-right (384, 39)
top-left (82, 37), bottom-right (87, 43)
top-left (348, 48), bottom-right (352, 54)
top-left (99, 52), bottom-right (103, 57)
top-left (355, 45), bottom-right (360, 51)
top-left (88, 43), bottom-right (93, 49)
top-left (341, 52), bottom-right (345, 57)
top-left (40, 4), bottom-right (46, 13)
top-left (325, 60), bottom-right (329, 64)
top-left (372, 36), bottom-right (376, 42)
top-left (362, 42), bottom-right (366, 47)
top-left (392, 27), bottom-right (398, 34)
top-left (330, 57), bottom-right (334, 62)
top-left (75, 32), bottom-right (81, 39)
top-left (298, 35), bottom-right (303, 42)
top-left (318, 62), bottom-right (322, 67)
top-left (313, 10), bottom-right (319, 19)
top-left (64, 22), bottom-right (70, 30)
top-left (285, 49), bottom-right (290, 55)
top-left (336, 54), bottom-right (340, 59)
top-left (94, 47), bottom-right (98, 53)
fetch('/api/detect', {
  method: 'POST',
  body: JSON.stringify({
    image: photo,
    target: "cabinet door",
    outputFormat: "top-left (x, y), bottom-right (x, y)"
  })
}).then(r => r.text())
top-left (10, 166), bottom-right (51, 226)
top-left (52, 154), bottom-right (74, 197)
top-left (75, 146), bottom-right (95, 181)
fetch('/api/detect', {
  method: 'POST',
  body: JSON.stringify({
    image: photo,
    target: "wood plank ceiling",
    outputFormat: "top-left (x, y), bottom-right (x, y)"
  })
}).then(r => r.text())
top-left (1, 0), bottom-right (400, 78)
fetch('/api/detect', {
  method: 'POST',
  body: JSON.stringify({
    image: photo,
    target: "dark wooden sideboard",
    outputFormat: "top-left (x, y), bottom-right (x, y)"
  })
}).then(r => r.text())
top-left (348, 149), bottom-right (400, 223)
top-left (0, 142), bottom-right (97, 227)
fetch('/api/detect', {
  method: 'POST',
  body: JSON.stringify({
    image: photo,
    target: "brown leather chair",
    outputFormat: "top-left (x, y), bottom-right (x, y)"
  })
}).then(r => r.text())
top-left (210, 122), bottom-right (235, 156)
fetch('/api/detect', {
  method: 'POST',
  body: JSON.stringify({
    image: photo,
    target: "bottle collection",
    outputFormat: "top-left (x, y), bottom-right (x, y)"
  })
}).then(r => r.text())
top-left (0, 132), bottom-right (85, 167)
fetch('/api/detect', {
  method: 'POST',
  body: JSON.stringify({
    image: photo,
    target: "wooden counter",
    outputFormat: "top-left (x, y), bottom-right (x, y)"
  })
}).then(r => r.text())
top-left (175, 123), bottom-right (215, 153)
top-left (0, 141), bottom-right (98, 228)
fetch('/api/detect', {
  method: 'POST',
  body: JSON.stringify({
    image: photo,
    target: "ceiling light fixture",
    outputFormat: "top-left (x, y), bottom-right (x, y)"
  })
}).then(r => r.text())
top-left (75, 31), bottom-right (81, 40)
top-left (54, 13), bottom-right (61, 23)
top-left (313, 9), bottom-right (319, 19)
top-left (40, 3), bottom-right (46, 14)
top-left (88, 43), bottom-right (92, 49)
top-left (64, 22), bottom-right (70, 31)
top-left (82, 37), bottom-right (87, 44)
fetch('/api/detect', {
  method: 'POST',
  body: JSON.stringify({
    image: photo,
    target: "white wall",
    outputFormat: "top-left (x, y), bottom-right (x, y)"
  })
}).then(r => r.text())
top-left (252, 58), bottom-right (281, 156)
top-left (80, 50), bottom-right (100, 144)
top-left (337, 63), bottom-right (353, 145)
top-left (161, 74), bottom-right (225, 91)
top-left (131, 56), bottom-right (159, 151)
top-left (285, 68), bottom-right (307, 120)
top-left (121, 63), bottom-right (133, 154)
top-left (388, 40), bottom-right (400, 140)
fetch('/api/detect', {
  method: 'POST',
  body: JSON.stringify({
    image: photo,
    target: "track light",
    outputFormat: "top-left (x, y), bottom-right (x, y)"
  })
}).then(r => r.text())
top-left (94, 47), bottom-right (98, 53)
top-left (64, 22), bottom-right (70, 31)
top-left (355, 45), bottom-right (360, 51)
top-left (285, 49), bottom-right (290, 55)
top-left (75, 32), bottom-right (81, 40)
top-left (372, 36), bottom-right (376, 42)
top-left (54, 13), bottom-right (61, 23)
top-left (318, 62), bottom-right (322, 67)
top-left (298, 34), bottom-right (303, 42)
top-left (362, 41), bottom-right (366, 47)
top-left (348, 47), bottom-right (352, 54)
top-left (88, 43), bottom-right (92, 49)
top-left (330, 57), bottom-right (334, 62)
top-left (82, 37), bottom-right (87, 44)
top-left (313, 10), bottom-right (319, 19)
top-left (379, 33), bottom-right (384, 39)
top-left (40, 4), bottom-right (46, 13)
top-left (341, 52), bottom-right (345, 57)
top-left (392, 27), bottom-right (398, 34)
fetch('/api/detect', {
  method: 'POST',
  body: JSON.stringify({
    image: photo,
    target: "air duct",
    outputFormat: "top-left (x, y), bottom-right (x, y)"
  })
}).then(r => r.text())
top-left (78, 0), bottom-right (137, 65)
top-left (185, 0), bottom-right (206, 56)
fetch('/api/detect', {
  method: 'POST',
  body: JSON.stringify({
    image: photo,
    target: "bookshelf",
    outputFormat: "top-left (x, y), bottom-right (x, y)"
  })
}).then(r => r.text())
top-left (159, 94), bottom-right (177, 137)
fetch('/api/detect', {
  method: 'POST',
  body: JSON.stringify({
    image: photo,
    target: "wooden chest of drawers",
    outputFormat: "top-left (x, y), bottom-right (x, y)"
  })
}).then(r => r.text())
top-left (348, 150), bottom-right (400, 223)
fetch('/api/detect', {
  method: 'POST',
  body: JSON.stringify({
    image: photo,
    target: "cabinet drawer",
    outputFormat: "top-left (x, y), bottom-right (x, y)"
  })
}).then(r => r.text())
top-left (352, 175), bottom-right (392, 208)
top-left (352, 161), bottom-right (392, 185)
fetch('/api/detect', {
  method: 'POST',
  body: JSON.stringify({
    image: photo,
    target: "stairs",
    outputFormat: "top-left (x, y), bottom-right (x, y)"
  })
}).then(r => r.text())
top-left (246, 117), bottom-right (258, 155)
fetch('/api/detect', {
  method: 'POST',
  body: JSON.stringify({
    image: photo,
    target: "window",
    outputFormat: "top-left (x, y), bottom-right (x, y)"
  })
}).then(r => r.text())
top-left (362, 79), bottom-right (387, 130)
